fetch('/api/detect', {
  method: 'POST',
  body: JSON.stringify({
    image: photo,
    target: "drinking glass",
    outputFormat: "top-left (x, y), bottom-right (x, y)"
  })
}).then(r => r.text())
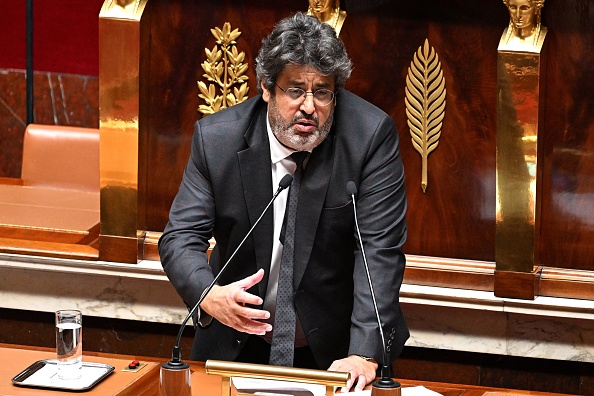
top-left (55, 309), bottom-right (83, 380)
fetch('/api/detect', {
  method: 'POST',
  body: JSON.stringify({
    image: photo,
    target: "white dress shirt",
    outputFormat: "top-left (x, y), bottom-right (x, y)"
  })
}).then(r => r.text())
top-left (263, 113), bottom-right (309, 347)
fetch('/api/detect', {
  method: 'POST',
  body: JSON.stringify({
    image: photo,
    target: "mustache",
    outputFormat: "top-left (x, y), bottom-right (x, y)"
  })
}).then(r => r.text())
top-left (291, 112), bottom-right (319, 125)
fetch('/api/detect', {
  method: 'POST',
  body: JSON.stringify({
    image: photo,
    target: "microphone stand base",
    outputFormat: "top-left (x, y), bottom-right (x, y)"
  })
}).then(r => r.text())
top-left (371, 378), bottom-right (401, 396)
top-left (160, 361), bottom-right (191, 396)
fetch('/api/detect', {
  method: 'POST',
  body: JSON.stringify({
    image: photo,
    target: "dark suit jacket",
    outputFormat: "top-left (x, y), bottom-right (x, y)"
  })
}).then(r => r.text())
top-left (158, 89), bottom-right (409, 369)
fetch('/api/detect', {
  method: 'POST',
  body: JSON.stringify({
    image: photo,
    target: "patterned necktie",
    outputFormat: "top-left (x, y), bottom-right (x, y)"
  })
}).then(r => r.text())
top-left (269, 151), bottom-right (308, 367)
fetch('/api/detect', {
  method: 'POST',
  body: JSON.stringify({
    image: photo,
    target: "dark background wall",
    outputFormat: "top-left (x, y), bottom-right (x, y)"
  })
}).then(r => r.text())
top-left (1, 1), bottom-right (102, 74)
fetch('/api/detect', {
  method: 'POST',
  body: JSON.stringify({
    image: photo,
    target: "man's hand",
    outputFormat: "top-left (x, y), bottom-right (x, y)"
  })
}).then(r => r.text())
top-left (328, 355), bottom-right (378, 392)
top-left (200, 269), bottom-right (272, 335)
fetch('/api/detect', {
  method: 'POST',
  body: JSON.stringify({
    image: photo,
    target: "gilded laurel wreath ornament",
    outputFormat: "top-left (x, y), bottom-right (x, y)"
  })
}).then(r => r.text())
top-left (198, 23), bottom-right (249, 115)
top-left (405, 39), bottom-right (446, 193)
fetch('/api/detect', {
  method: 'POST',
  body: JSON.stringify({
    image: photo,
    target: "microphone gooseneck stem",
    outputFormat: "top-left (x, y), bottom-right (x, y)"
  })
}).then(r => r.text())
top-left (170, 175), bottom-right (293, 364)
top-left (349, 193), bottom-right (389, 375)
top-left (347, 181), bottom-right (400, 394)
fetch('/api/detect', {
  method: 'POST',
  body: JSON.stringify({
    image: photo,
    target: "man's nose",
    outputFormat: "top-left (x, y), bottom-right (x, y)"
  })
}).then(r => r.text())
top-left (300, 93), bottom-right (316, 114)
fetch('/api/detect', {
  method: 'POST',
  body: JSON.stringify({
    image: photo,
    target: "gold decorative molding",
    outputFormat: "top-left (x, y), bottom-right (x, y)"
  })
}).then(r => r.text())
top-left (198, 23), bottom-right (249, 116)
top-left (405, 39), bottom-right (446, 193)
top-left (99, 0), bottom-right (149, 263)
top-left (495, 38), bottom-right (546, 276)
top-left (205, 360), bottom-right (348, 396)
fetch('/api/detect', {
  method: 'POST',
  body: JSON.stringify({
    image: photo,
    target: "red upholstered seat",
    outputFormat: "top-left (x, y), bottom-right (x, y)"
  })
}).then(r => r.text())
top-left (21, 124), bottom-right (100, 193)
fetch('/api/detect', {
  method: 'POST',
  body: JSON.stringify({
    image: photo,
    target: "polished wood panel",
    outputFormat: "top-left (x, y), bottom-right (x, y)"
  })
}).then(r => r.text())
top-left (494, 267), bottom-right (540, 300)
top-left (0, 179), bottom-right (100, 248)
top-left (139, 0), bottom-right (594, 273)
top-left (539, 267), bottom-right (594, 300)
top-left (538, 2), bottom-right (594, 270)
top-left (0, 343), bottom-right (579, 396)
top-left (138, 0), bottom-right (505, 296)
top-left (404, 256), bottom-right (494, 291)
top-left (142, 0), bottom-right (505, 260)
top-left (0, 237), bottom-right (98, 261)
top-left (144, 0), bottom-right (303, 231)
top-left (0, 177), bottom-right (23, 185)
top-left (396, 347), bottom-right (593, 395)
top-left (0, 345), bottom-right (159, 396)
top-left (341, 2), bottom-right (503, 262)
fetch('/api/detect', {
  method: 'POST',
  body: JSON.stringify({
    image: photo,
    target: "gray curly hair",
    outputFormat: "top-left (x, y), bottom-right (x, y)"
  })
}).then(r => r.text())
top-left (255, 12), bottom-right (352, 94)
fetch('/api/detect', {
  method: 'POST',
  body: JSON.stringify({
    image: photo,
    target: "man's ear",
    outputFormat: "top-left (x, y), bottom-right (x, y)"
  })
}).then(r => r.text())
top-left (261, 81), bottom-right (271, 103)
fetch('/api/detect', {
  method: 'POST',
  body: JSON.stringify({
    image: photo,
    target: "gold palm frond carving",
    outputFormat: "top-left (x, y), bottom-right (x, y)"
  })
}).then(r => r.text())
top-left (405, 39), bottom-right (446, 193)
top-left (198, 22), bottom-right (249, 116)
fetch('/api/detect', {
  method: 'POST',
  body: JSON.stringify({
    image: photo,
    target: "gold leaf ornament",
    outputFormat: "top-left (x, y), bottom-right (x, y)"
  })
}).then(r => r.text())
top-left (198, 22), bottom-right (250, 115)
top-left (405, 39), bottom-right (446, 193)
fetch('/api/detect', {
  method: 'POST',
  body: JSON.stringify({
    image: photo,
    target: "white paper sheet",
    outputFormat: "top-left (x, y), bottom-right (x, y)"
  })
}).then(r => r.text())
top-left (231, 377), bottom-right (443, 396)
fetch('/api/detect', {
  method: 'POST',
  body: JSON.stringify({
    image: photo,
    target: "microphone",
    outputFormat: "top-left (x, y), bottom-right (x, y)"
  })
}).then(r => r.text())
top-left (160, 174), bottom-right (294, 394)
top-left (346, 181), bottom-right (400, 396)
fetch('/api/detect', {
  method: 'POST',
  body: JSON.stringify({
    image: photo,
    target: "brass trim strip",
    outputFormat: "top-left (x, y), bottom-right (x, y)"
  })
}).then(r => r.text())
top-left (205, 359), bottom-right (349, 387)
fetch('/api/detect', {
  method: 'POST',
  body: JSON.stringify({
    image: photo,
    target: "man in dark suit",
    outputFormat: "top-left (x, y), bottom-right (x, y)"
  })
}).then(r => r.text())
top-left (159, 12), bottom-right (408, 391)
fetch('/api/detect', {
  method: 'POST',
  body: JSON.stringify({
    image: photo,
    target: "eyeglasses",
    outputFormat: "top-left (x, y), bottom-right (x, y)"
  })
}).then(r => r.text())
top-left (275, 84), bottom-right (335, 106)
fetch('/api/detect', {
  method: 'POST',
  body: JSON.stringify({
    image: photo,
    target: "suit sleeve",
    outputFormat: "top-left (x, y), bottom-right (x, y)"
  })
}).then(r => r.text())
top-left (158, 121), bottom-right (217, 309)
top-left (347, 114), bottom-right (409, 363)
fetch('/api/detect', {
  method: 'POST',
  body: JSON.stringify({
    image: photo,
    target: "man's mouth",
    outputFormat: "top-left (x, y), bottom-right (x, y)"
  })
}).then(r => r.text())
top-left (293, 119), bottom-right (317, 133)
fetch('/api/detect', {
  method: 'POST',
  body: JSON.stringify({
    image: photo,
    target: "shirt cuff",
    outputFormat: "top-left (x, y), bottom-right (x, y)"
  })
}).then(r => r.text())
top-left (196, 306), bottom-right (214, 327)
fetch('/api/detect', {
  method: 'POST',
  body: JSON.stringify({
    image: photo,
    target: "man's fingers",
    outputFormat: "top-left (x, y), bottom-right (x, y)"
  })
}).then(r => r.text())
top-left (338, 373), bottom-right (365, 392)
top-left (235, 289), bottom-right (264, 306)
top-left (239, 268), bottom-right (265, 289)
top-left (354, 374), bottom-right (367, 391)
top-left (329, 356), bottom-right (377, 393)
top-left (234, 269), bottom-right (266, 306)
top-left (242, 317), bottom-right (272, 335)
top-left (238, 304), bottom-right (270, 321)
top-left (232, 269), bottom-right (265, 302)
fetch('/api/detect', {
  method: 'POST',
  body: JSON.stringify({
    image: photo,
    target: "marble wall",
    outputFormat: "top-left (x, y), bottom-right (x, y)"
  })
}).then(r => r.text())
top-left (0, 69), bottom-right (98, 178)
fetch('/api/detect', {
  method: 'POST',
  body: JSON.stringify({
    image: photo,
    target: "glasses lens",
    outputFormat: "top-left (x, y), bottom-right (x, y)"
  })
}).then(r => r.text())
top-left (280, 86), bottom-right (335, 106)
top-left (286, 87), bottom-right (306, 101)
top-left (313, 89), bottom-right (333, 106)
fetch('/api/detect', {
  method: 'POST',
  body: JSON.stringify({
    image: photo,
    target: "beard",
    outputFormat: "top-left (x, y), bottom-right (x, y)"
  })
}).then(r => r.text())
top-left (268, 98), bottom-right (334, 152)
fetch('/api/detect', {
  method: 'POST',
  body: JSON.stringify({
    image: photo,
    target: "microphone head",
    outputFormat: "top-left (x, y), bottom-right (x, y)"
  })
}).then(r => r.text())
top-left (346, 181), bottom-right (357, 196)
top-left (279, 174), bottom-right (294, 190)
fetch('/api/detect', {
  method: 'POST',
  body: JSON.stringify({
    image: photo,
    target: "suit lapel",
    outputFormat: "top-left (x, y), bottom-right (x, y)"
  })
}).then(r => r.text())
top-left (293, 133), bottom-right (334, 289)
top-left (238, 106), bottom-right (274, 298)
